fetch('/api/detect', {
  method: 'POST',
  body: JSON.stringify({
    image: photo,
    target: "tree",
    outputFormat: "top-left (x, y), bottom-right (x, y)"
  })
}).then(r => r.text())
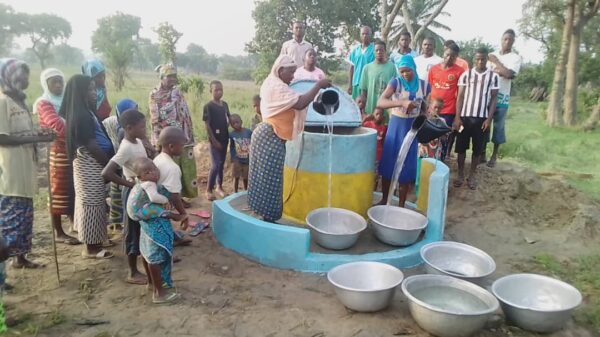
top-left (132, 37), bottom-right (160, 71)
top-left (247, 0), bottom-right (379, 82)
top-left (380, 0), bottom-right (405, 43)
top-left (22, 13), bottom-right (71, 68)
top-left (154, 22), bottom-right (182, 64)
top-left (182, 43), bottom-right (218, 74)
top-left (91, 12), bottom-right (141, 91)
top-left (51, 43), bottom-right (85, 66)
top-left (456, 38), bottom-right (495, 68)
top-left (0, 4), bottom-right (26, 55)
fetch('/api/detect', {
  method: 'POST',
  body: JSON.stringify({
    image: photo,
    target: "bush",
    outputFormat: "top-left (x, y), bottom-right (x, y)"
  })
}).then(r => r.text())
top-left (178, 75), bottom-right (205, 100)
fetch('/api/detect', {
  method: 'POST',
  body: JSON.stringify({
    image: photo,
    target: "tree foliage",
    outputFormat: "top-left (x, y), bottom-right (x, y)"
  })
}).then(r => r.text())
top-left (50, 43), bottom-right (85, 66)
top-left (22, 13), bottom-right (71, 68)
top-left (455, 38), bottom-right (495, 68)
top-left (178, 43), bottom-right (219, 74)
top-left (0, 4), bottom-right (26, 55)
top-left (91, 12), bottom-right (141, 91)
top-left (390, 0), bottom-right (450, 51)
top-left (132, 38), bottom-right (161, 71)
top-left (247, 0), bottom-right (379, 82)
top-left (154, 22), bottom-right (182, 64)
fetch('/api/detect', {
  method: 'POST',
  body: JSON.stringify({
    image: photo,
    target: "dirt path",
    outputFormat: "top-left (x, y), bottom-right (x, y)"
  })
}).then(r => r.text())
top-left (4, 143), bottom-right (598, 337)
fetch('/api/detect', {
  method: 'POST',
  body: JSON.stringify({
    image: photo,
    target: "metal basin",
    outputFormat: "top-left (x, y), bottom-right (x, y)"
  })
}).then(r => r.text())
top-left (402, 274), bottom-right (499, 337)
top-left (306, 208), bottom-right (367, 250)
top-left (420, 241), bottom-right (496, 284)
top-left (492, 273), bottom-right (582, 333)
top-left (367, 205), bottom-right (427, 246)
top-left (327, 261), bottom-right (404, 312)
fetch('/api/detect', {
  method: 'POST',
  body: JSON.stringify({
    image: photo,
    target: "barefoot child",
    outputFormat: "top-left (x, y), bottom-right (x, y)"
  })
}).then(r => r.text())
top-left (229, 114), bottom-right (252, 193)
top-left (101, 109), bottom-right (149, 285)
top-left (453, 48), bottom-right (499, 190)
top-left (363, 107), bottom-right (387, 189)
top-left (251, 95), bottom-right (262, 131)
top-left (127, 157), bottom-right (185, 304)
top-left (203, 80), bottom-right (231, 201)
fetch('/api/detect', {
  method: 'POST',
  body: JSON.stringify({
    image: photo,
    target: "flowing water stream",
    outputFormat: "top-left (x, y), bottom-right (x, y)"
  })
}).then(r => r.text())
top-left (325, 106), bottom-right (334, 225)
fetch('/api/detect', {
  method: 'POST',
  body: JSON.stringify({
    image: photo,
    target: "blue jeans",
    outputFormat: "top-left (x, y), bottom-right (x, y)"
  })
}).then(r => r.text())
top-left (490, 107), bottom-right (508, 145)
top-left (208, 142), bottom-right (227, 191)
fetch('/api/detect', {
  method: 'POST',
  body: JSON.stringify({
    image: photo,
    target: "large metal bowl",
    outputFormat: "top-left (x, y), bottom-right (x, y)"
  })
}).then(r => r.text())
top-left (420, 241), bottom-right (496, 284)
top-left (402, 274), bottom-right (499, 337)
top-left (367, 205), bottom-right (427, 246)
top-left (306, 208), bottom-right (367, 250)
top-left (492, 273), bottom-right (582, 333)
top-left (327, 261), bottom-right (404, 312)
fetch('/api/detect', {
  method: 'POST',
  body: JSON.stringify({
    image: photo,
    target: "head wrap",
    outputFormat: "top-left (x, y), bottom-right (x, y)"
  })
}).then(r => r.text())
top-left (395, 54), bottom-right (420, 94)
top-left (0, 58), bottom-right (29, 104)
top-left (155, 64), bottom-right (177, 79)
top-left (36, 68), bottom-right (65, 113)
top-left (82, 59), bottom-right (106, 110)
top-left (116, 98), bottom-right (137, 118)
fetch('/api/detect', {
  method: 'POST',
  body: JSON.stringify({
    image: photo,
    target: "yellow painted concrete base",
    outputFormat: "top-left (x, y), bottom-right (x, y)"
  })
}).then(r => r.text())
top-left (283, 167), bottom-right (375, 224)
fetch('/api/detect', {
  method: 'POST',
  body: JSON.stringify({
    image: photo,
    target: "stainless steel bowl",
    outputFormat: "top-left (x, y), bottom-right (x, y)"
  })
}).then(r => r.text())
top-left (492, 273), bottom-right (582, 333)
top-left (367, 205), bottom-right (427, 246)
top-left (402, 274), bottom-right (499, 337)
top-left (306, 208), bottom-right (367, 250)
top-left (420, 241), bottom-right (496, 284)
top-left (327, 261), bottom-right (404, 312)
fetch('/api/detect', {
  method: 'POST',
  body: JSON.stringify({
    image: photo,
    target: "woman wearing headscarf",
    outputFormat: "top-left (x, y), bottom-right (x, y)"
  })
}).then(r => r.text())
top-left (248, 55), bottom-right (330, 222)
top-left (0, 58), bottom-right (55, 268)
top-left (82, 59), bottom-right (111, 121)
top-left (34, 68), bottom-right (79, 245)
top-left (149, 64), bottom-right (197, 199)
top-left (377, 55), bottom-right (430, 207)
top-left (63, 74), bottom-right (115, 259)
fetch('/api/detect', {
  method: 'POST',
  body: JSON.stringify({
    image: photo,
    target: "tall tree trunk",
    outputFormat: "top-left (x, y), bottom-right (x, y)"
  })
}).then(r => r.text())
top-left (563, 16), bottom-right (582, 126)
top-left (380, 0), bottom-right (404, 44)
top-left (582, 101), bottom-right (600, 131)
top-left (546, 0), bottom-right (575, 127)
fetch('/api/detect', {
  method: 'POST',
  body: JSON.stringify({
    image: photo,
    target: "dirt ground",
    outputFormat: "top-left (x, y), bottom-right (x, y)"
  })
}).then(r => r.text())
top-left (3, 142), bottom-right (599, 337)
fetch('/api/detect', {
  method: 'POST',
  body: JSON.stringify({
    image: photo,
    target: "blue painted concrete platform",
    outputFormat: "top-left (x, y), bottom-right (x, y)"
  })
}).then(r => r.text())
top-left (212, 158), bottom-right (449, 273)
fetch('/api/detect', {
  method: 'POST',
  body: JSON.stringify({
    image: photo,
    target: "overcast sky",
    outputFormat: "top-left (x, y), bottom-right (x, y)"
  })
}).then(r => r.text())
top-left (5, 0), bottom-right (543, 63)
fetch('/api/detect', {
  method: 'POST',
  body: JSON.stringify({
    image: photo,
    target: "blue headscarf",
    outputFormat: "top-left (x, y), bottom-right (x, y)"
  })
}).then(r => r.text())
top-left (395, 54), bottom-right (420, 95)
top-left (116, 98), bottom-right (137, 118)
top-left (82, 59), bottom-right (106, 110)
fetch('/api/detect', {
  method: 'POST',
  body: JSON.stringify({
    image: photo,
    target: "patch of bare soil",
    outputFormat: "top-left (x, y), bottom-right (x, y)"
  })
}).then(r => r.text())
top-left (7, 143), bottom-right (598, 337)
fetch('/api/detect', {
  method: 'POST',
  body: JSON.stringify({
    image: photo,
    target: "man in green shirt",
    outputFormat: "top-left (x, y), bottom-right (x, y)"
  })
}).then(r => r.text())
top-left (359, 40), bottom-right (397, 118)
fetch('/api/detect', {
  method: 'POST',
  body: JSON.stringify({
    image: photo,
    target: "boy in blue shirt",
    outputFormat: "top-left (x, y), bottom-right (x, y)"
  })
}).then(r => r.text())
top-left (229, 114), bottom-right (252, 193)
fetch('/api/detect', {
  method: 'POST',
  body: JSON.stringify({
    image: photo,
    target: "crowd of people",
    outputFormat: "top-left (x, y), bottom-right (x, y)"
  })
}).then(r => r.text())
top-left (0, 20), bottom-right (522, 307)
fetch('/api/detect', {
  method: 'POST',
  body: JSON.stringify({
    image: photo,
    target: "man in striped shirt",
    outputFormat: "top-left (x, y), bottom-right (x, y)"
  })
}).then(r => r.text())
top-left (453, 47), bottom-right (500, 190)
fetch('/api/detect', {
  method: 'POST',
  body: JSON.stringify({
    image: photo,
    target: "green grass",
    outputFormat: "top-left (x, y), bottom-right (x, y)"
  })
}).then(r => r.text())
top-left (501, 99), bottom-right (600, 200)
top-left (531, 254), bottom-right (600, 333)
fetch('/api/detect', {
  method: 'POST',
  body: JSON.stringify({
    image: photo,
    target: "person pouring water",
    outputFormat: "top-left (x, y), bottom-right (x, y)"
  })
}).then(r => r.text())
top-left (376, 55), bottom-right (430, 208)
top-left (248, 55), bottom-right (331, 223)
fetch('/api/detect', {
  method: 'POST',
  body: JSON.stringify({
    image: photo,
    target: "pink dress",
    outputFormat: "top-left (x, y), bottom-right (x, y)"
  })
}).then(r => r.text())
top-left (293, 67), bottom-right (326, 82)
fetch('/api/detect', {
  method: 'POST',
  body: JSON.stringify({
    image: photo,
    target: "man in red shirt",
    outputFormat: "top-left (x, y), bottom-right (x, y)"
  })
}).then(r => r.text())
top-left (428, 42), bottom-right (465, 161)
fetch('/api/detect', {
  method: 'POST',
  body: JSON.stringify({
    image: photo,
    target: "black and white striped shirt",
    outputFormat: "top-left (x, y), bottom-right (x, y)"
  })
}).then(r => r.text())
top-left (458, 68), bottom-right (500, 118)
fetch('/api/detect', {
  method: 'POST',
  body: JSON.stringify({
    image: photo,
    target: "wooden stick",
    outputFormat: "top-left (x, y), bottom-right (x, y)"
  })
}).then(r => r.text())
top-left (46, 143), bottom-right (61, 285)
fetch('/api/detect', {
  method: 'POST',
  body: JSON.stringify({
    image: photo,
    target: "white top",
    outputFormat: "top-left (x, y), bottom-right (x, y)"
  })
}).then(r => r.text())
top-left (458, 68), bottom-right (500, 118)
top-left (414, 54), bottom-right (442, 82)
top-left (110, 138), bottom-right (147, 180)
top-left (489, 51), bottom-right (522, 97)
top-left (153, 152), bottom-right (182, 194)
top-left (280, 39), bottom-right (313, 68)
top-left (140, 181), bottom-right (169, 204)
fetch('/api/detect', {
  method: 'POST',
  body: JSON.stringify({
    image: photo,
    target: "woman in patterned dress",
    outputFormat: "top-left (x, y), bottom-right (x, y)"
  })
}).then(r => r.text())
top-left (63, 74), bottom-right (115, 259)
top-left (149, 64), bottom-right (198, 200)
top-left (247, 55), bottom-right (330, 222)
top-left (34, 68), bottom-right (79, 245)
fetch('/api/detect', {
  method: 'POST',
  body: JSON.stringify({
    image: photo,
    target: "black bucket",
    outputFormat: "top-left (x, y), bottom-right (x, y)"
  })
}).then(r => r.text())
top-left (312, 89), bottom-right (340, 115)
top-left (414, 116), bottom-right (452, 144)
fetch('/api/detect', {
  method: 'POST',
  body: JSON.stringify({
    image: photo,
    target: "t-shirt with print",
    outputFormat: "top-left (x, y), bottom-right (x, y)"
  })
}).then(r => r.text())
top-left (154, 152), bottom-right (182, 194)
top-left (346, 43), bottom-right (375, 87)
top-left (428, 64), bottom-right (465, 115)
top-left (109, 138), bottom-right (148, 181)
top-left (229, 128), bottom-right (252, 165)
top-left (414, 54), bottom-right (442, 81)
top-left (363, 121), bottom-right (387, 161)
top-left (203, 101), bottom-right (231, 144)
top-left (359, 62), bottom-right (398, 115)
top-left (489, 51), bottom-right (522, 108)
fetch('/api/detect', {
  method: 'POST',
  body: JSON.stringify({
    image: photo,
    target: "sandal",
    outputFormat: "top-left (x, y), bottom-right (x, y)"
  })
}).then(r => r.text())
top-left (82, 249), bottom-right (114, 259)
top-left (126, 275), bottom-right (148, 285)
top-left (56, 236), bottom-right (81, 245)
top-left (102, 240), bottom-right (116, 248)
top-left (190, 210), bottom-right (211, 218)
top-left (189, 223), bottom-right (208, 237)
top-left (453, 177), bottom-right (464, 188)
top-left (152, 291), bottom-right (180, 304)
top-left (11, 259), bottom-right (44, 269)
top-left (467, 177), bottom-right (478, 190)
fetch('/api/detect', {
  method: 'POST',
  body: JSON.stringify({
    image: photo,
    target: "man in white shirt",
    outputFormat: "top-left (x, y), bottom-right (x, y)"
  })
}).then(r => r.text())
top-left (484, 29), bottom-right (522, 167)
top-left (280, 21), bottom-right (313, 68)
top-left (414, 37), bottom-right (442, 82)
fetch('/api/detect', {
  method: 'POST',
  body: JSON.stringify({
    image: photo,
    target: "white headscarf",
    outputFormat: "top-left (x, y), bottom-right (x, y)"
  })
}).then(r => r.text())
top-left (34, 68), bottom-right (65, 114)
top-left (260, 55), bottom-right (306, 140)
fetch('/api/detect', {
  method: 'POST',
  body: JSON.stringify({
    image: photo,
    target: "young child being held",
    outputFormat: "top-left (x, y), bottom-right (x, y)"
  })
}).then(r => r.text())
top-left (229, 114), bottom-right (252, 193)
top-left (363, 107), bottom-right (387, 189)
top-left (418, 97), bottom-right (445, 159)
top-left (251, 95), bottom-right (262, 131)
top-left (203, 80), bottom-right (231, 201)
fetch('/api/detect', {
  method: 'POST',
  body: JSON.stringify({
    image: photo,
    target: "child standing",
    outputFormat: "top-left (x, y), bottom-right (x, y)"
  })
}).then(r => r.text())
top-left (127, 157), bottom-right (185, 304)
top-left (229, 114), bottom-right (252, 193)
top-left (251, 95), bottom-right (262, 131)
top-left (363, 107), bottom-right (387, 189)
top-left (101, 109), bottom-right (149, 285)
top-left (203, 80), bottom-right (231, 201)
top-left (453, 48), bottom-right (499, 190)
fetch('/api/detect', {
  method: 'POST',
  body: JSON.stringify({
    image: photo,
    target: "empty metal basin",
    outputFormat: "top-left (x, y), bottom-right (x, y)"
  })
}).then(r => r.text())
top-left (306, 208), bottom-right (367, 250)
top-left (367, 205), bottom-right (427, 246)
top-left (420, 241), bottom-right (496, 284)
